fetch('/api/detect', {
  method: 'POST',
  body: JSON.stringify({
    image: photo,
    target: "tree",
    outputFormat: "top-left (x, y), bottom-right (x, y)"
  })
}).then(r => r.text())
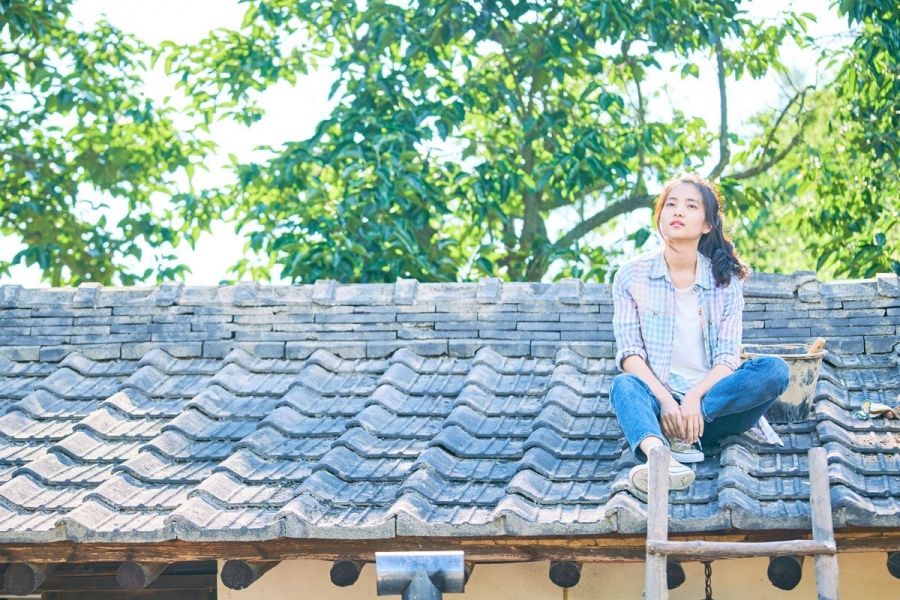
top-left (0, 0), bottom-right (216, 285)
top-left (161, 0), bottom-right (840, 283)
top-left (5, 0), bottom-right (899, 285)
top-left (725, 0), bottom-right (900, 280)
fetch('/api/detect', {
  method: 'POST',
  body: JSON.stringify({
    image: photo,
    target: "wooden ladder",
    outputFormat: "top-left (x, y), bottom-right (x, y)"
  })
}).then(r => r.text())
top-left (644, 446), bottom-right (839, 599)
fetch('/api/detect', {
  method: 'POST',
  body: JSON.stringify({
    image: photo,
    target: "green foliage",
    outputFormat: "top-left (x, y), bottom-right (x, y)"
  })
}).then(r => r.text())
top-left (161, 0), bottom-right (822, 283)
top-left (4, 0), bottom-right (899, 285)
top-left (725, 1), bottom-right (900, 279)
top-left (0, 0), bottom-right (217, 285)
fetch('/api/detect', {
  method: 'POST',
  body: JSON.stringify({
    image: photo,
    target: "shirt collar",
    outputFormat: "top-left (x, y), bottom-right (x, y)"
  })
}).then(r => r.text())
top-left (650, 248), bottom-right (712, 289)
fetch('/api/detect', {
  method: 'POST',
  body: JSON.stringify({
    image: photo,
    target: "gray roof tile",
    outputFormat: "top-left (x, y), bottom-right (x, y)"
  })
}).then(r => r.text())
top-left (315, 446), bottom-right (411, 482)
top-left (115, 451), bottom-right (216, 483)
top-left (0, 474), bottom-right (90, 510)
top-left (75, 407), bottom-right (163, 440)
top-left (87, 475), bottom-right (189, 509)
top-left (237, 427), bottom-right (334, 459)
top-left (215, 448), bottom-right (312, 482)
top-left (412, 447), bottom-right (516, 482)
top-left (12, 454), bottom-right (113, 485)
top-left (0, 411), bottom-right (76, 441)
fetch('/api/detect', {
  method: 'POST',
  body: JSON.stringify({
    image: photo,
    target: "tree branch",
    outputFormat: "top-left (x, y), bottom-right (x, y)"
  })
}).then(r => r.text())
top-left (707, 38), bottom-right (730, 180)
top-left (552, 192), bottom-right (655, 252)
top-left (621, 39), bottom-right (647, 194)
top-left (490, 29), bottom-right (528, 122)
top-left (728, 86), bottom-right (813, 181)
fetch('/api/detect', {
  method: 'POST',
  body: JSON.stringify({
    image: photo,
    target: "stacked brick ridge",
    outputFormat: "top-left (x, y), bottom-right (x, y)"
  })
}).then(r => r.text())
top-left (0, 272), bottom-right (898, 363)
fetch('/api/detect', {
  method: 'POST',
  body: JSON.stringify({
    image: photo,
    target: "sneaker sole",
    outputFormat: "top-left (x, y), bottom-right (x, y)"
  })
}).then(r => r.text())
top-left (670, 449), bottom-right (705, 464)
top-left (630, 465), bottom-right (696, 493)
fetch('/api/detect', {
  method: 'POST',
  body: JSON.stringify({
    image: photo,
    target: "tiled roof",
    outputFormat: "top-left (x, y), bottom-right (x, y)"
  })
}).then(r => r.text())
top-left (0, 273), bottom-right (898, 543)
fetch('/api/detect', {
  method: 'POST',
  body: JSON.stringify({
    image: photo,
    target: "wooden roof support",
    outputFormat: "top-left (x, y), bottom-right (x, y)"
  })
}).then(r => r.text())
top-left (0, 531), bottom-right (896, 564)
top-left (220, 560), bottom-right (280, 590)
top-left (887, 552), bottom-right (900, 579)
top-left (548, 561), bottom-right (581, 588)
top-left (4, 562), bottom-right (57, 596)
top-left (330, 560), bottom-right (365, 587)
top-left (665, 562), bottom-right (685, 590)
top-left (116, 561), bottom-right (169, 592)
top-left (464, 562), bottom-right (474, 584)
top-left (767, 556), bottom-right (804, 590)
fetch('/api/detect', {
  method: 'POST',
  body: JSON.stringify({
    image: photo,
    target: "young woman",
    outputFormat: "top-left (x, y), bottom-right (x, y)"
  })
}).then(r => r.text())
top-left (610, 174), bottom-right (790, 492)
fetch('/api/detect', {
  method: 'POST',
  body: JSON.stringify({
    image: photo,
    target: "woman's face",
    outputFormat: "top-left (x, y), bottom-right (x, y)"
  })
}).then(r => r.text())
top-left (658, 183), bottom-right (712, 242)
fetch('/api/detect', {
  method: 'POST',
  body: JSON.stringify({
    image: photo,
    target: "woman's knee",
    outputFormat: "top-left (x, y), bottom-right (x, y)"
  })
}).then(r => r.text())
top-left (753, 355), bottom-right (790, 395)
top-left (610, 373), bottom-right (644, 406)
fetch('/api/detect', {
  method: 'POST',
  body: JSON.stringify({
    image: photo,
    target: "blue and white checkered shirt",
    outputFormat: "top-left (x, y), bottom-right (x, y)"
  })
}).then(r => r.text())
top-left (612, 249), bottom-right (744, 391)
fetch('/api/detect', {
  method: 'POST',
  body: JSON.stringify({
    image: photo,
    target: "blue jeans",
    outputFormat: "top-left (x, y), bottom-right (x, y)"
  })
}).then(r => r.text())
top-left (610, 356), bottom-right (790, 462)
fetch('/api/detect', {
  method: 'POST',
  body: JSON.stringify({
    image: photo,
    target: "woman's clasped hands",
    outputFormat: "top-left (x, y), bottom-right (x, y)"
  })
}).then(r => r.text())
top-left (659, 391), bottom-right (705, 444)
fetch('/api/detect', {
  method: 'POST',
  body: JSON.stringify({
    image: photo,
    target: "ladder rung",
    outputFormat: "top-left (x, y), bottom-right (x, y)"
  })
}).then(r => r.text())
top-left (647, 539), bottom-right (836, 560)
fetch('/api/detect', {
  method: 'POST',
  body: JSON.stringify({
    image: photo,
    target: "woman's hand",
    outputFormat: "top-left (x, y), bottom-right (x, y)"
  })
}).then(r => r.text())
top-left (680, 391), bottom-right (705, 444)
top-left (659, 395), bottom-right (685, 441)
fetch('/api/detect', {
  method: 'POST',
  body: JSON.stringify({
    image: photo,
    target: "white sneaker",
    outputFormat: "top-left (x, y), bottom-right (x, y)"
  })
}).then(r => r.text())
top-left (629, 457), bottom-right (695, 493)
top-left (667, 436), bottom-right (705, 463)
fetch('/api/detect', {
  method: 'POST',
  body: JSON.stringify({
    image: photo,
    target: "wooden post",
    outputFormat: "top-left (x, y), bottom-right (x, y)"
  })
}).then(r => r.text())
top-left (116, 561), bottom-right (169, 591)
top-left (220, 560), bottom-right (281, 590)
top-left (548, 561), bottom-right (581, 588)
top-left (887, 552), bottom-right (900, 579)
top-left (809, 447), bottom-right (839, 599)
top-left (330, 560), bottom-right (365, 587)
top-left (768, 556), bottom-right (804, 590)
top-left (645, 445), bottom-right (670, 600)
top-left (4, 563), bottom-right (56, 595)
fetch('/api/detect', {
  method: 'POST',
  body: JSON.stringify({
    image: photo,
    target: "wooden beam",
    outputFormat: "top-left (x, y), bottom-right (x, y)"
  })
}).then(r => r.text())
top-left (5, 562), bottom-right (56, 595)
top-left (768, 556), bottom-right (804, 590)
top-left (220, 560), bottom-right (280, 590)
top-left (329, 560), bottom-right (365, 587)
top-left (0, 530), bottom-right (896, 564)
top-left (648, 539), bottom-right (834, 560)
top-left (548, 561), bottom-right (581, 588)
top-left (42, 590), bottom-right (214, 600)
top-left (645, 445), bottom-right (670, 600)
top-left (809, 447), bottom-right (840, 599)
top-left (116, 562), bottom-right (169, 592)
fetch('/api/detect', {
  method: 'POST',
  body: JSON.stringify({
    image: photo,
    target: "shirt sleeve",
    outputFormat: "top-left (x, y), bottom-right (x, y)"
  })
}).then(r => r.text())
top-left (712, 277), bottom-right (744, 371)
top-left (612, 266), bottom-right (647, 370)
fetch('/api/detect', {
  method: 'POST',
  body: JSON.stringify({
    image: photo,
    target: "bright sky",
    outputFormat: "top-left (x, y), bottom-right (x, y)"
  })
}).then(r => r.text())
top-left (0, 0), bottom-right (851, 287)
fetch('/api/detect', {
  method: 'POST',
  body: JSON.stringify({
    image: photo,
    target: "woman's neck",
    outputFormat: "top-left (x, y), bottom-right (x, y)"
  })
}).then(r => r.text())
top-left (663, 242), bottom-right (699, 276)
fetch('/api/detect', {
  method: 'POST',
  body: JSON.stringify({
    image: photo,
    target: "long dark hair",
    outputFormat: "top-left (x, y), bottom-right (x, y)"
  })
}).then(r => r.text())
top-left (653, 174), bottom-right (750, 286)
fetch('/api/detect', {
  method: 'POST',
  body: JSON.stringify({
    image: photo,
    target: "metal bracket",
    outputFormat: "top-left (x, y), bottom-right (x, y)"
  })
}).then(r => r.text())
top-left (375, 551), bottom-right (466, 600)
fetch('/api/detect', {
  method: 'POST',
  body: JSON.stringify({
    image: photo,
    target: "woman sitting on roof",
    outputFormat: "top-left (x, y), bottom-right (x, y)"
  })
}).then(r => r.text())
top-left (610, 174), bottom-right (790, 492)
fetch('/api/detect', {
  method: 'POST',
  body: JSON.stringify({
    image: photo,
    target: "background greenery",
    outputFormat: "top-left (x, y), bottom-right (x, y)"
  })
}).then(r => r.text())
top-left (2, 0), bottom-right (898, 285)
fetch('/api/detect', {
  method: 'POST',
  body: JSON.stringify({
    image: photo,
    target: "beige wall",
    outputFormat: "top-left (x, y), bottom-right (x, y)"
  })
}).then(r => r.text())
top-left (219, 552), bottom-right (898, 599)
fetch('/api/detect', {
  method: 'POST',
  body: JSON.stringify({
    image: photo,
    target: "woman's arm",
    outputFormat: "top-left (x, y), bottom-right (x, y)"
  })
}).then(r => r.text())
top-left (680, 364), bottom-right (733, 443)
top-left (622, 355), bottom-right (686, 440)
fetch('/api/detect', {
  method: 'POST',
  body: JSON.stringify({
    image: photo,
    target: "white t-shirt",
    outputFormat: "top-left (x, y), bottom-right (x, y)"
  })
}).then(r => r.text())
top-left (668, 284), bottom-right (711, 395)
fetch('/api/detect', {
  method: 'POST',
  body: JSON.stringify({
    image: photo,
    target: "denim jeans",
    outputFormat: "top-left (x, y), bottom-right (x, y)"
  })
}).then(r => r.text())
top-left (610, 356), bottom-right (790, 462)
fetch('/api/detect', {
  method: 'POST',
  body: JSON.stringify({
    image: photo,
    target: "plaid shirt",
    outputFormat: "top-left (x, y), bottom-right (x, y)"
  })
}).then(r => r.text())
top-left (612, 249), bottom-right (744, 391)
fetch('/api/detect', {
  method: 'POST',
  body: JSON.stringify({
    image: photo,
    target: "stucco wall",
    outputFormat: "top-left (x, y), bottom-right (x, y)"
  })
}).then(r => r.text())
top-left (219, 552), bottom-right (898, 599)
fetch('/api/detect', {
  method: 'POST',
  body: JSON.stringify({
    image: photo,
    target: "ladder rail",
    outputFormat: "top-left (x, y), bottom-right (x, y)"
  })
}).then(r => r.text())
top-left (644, 446), bottom-right (840, 600)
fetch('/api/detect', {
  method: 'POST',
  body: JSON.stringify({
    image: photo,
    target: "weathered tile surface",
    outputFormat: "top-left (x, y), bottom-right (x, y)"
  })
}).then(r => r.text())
top-left (0, 278), bottom-right (898, 542)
